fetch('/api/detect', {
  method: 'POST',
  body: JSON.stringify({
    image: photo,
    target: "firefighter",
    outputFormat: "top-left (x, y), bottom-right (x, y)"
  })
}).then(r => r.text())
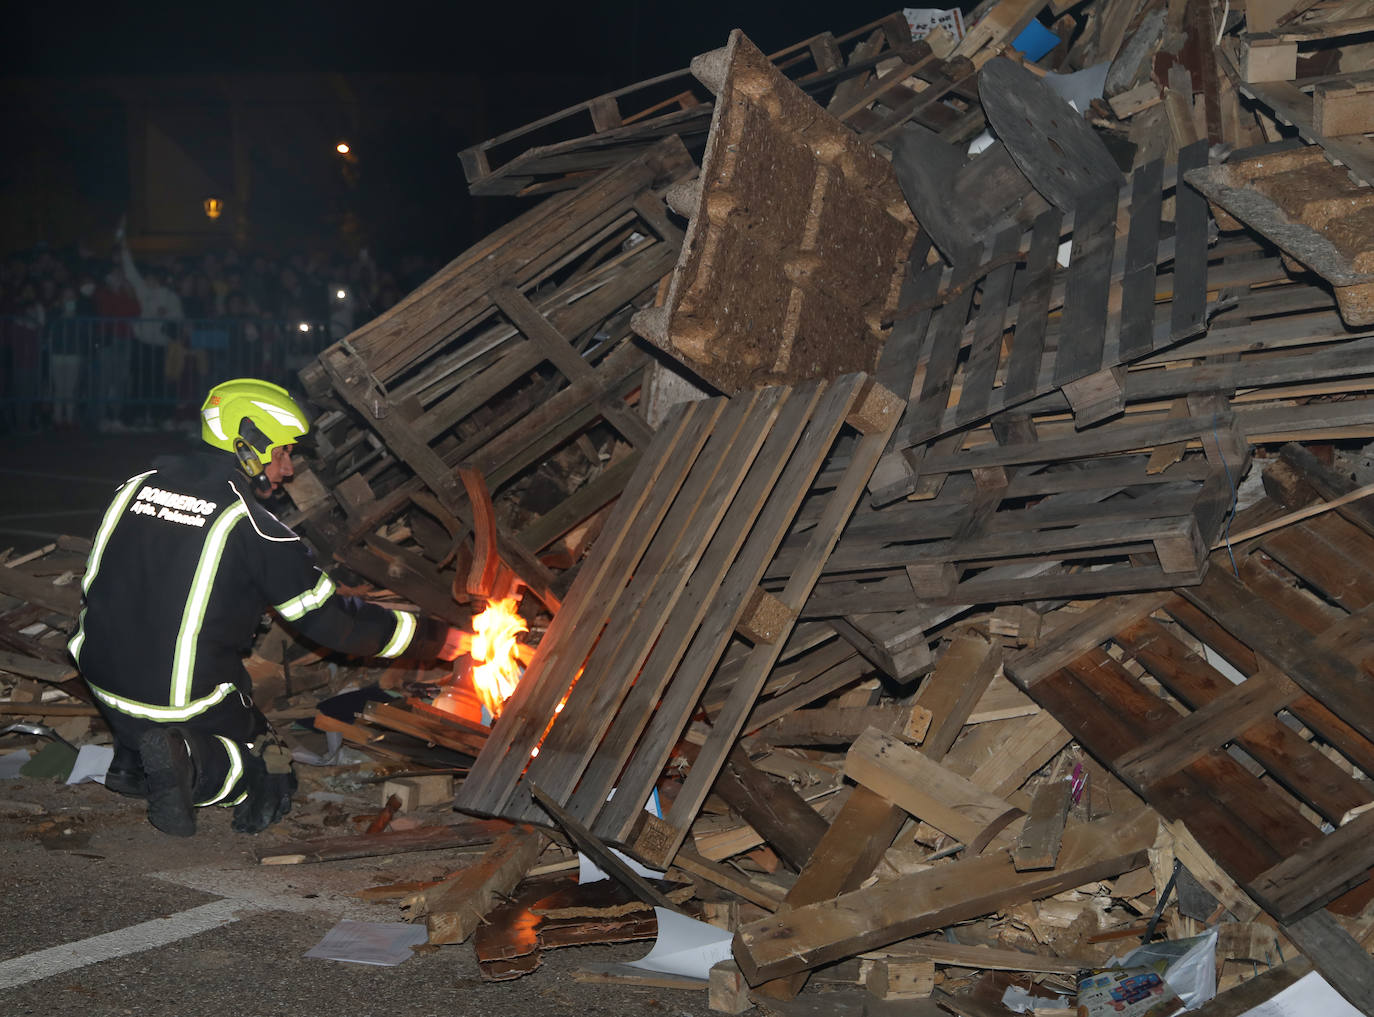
top-left (70, 378), bottom-right (466, 836)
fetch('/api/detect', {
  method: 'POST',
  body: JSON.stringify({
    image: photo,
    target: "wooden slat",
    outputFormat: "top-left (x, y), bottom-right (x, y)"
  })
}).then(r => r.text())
top-left (1172, 142), bottom-right (1213, 342)
top-left (845, 728), bottom-right (1020, 848)
top-left (1249, 808), bottom-right (1374, 921)
top-left (954, 225), bottom-right (1022, 426)
top-left (1053, 184), bottom-right (1118, 387)
top-left (1001, 208), bottom-right (1062, 403)
top-left (1113, 670), bottom-right (1300, 786)
top-left (1117, 158), bottom-right (1165, 361)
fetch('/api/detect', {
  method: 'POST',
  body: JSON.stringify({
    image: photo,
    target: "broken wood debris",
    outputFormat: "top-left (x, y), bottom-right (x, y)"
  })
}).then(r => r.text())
top-left (5, 1), bottom-right (1374, 1013)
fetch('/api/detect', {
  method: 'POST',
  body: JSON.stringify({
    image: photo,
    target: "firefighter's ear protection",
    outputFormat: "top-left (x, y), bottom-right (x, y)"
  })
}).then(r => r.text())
top-left (233, 437), bottom-right (273, 495)
top-left (233, 417), bottom-right (276, 494)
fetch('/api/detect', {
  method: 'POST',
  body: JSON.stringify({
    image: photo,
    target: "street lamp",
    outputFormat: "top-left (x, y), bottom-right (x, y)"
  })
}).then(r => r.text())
top-left (203, 197), bottom-right (224, 220)
top-left (335, 141), bottom-right (351, 155)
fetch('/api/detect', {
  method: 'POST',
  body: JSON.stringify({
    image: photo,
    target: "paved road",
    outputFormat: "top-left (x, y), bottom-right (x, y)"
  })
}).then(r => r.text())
top-left (0, 774), bottom-right (718, 1017)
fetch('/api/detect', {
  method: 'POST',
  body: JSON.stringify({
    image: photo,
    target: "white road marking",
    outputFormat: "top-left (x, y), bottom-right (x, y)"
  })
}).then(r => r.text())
top-left (0, 899), bottom-right (244, 990)
top-left (0, 865), bottom-right (383, 991)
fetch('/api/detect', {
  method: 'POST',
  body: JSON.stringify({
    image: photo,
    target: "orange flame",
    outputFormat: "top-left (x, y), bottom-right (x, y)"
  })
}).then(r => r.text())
top-left (468, 596), bottom-right (527, 720)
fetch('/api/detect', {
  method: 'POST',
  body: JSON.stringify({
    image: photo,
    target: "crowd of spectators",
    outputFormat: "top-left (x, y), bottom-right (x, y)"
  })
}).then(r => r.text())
top-left (0, 241), bottom-right (441, 433)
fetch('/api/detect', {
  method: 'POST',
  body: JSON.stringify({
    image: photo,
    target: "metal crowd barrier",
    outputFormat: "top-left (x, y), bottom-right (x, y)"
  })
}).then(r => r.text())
top-left (0, 315), bottom-right (330, 431)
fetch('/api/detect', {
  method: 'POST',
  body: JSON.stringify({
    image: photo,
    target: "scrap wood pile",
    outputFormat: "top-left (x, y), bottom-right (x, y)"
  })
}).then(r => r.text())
top-left (3, 0), bottom-right (1374, 1012)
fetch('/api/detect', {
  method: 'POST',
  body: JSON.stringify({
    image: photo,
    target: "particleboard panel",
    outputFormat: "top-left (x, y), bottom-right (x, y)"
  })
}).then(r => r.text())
top-left (632, 29), bottom-right (916, 394)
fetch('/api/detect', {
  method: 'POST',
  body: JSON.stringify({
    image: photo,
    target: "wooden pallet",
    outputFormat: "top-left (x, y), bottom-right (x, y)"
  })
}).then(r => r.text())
top-left (869, 140), bottom-right (1215, 504)
top-left (793, 404), bottom-right (1247, 615)
top-left (632, 29), bottom-right (917, 395)
top-left (456, 14), bottom-right (985, 199)
top-left (297, 138), bottom-right (695, 606)
top-left (1004, 449), bottom-right (1374, 938)
top-left (453, 374), bottom-right (902, 868)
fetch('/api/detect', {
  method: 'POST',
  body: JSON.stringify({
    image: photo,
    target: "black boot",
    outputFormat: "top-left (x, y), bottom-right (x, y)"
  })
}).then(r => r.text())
top-left (105, 743), bottom-right (148, 797)
top-left (138, 727), bottom-right (196, 837)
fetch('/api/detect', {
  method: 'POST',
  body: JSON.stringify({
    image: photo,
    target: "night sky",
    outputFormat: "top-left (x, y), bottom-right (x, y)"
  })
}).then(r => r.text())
top-left (7, 1), bottom-right (913, 87)
top-left (4, 1), bottom-right (938, 258)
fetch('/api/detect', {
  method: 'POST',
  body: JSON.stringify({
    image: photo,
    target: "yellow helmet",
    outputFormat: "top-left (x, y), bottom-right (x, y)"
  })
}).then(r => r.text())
top-left (200, 378), bottom-right (309, 466)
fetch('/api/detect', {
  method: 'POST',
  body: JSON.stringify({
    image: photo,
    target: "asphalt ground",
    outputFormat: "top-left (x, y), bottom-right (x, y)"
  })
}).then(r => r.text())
top-left (0, 768), bottom-right (723, 1017)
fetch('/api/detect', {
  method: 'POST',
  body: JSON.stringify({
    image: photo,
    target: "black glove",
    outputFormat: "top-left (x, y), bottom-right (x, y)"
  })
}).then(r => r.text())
top-left (231, 737), bottom-right (297, 834)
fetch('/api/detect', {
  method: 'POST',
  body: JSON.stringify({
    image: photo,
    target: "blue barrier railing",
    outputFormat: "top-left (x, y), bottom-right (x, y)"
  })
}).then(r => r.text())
top-left (0, 315), bottom-right (331, 432)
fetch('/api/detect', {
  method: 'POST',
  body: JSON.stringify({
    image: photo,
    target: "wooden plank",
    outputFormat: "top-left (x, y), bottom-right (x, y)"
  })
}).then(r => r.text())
top-left (1052, 184), bottom-right (1117, 387)
top-left (672, 848), bottom-right (785, 912)
top-left (256, 821), bottom-right (509, 865)
top-left (966, 710), bottom-right (1071, 798)
top-left (954, 225), bottom-right (1022, 426)
top-left (1171, 139), bottom-right (1211, 340)
top-left (0, 566), bottom-right (80, 618)
top-left (732, 809), bottom-right (1157, 984)
top-left (751, 785), bottom-right (911, 1002)
top-left (1280, 910), bottom-right (1374, 1014)
top-left (1179, 567), bottom-right (1374, 745)
top-left (1249, 807), bottom-right (1374, 922)
top-left (527, 783), bottom-right (684, 914)
top-left (1002, 208), bottom-right (1062, 403)
top-left (1188, 959), bottom-right (1311, 1016)
top-left (709, 746), bottom-right (830, 872)
top-left (1011, 757), bottom-right (1073, 871)
top-left (845, 728), bottom-right (1021, 848)
top-left (911, 629), bottom-right (1002, 758)
top-left (1117, 159), bottom-right (1164, 361)
top-left (1006, 592), bottom-right (1170, 687)
top-left (403, 826), bottom-right (547, 945)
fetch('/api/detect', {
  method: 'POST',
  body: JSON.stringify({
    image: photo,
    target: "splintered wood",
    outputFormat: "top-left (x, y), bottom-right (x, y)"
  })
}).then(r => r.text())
top-left (11, 3), bottom-right (1374, 1015)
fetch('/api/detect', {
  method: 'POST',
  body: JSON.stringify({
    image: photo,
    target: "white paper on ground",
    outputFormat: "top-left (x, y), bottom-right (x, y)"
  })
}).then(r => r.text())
top-left (303, 919), bottom-right (428, 966)
top-left (627, 907), bottom-right (733, 980)
top-left (65, 744), bottom-right (113, 785)
top-left (1002, 984), bottom-right (1070, 1012)
top-left (0, 750), bottom-right (32, 779)
top-left (1238, 971), bottom-right (1363, 1017)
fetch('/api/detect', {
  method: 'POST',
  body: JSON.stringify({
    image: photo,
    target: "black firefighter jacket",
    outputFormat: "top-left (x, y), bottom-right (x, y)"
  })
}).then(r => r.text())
top-left (70, 451), bottom-right (447, 723)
